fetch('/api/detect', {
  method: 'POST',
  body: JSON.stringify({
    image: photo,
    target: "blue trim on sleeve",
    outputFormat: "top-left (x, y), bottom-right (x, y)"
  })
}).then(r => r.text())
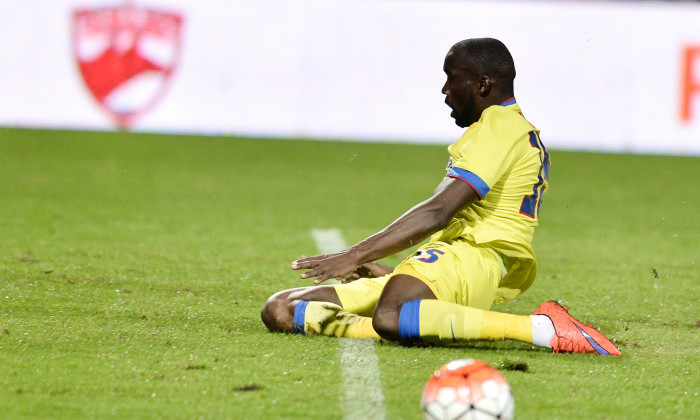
top-left (398, 300), bottom-right (422, 344)
top-left (293, 300), bottom-right (309, 335)
top-left (447, 167), bottom-right (490, 199)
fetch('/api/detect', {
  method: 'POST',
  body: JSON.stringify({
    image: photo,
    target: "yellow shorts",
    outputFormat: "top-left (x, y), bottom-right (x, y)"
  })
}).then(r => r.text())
top-left (334, 239), bottom-right (507, 314)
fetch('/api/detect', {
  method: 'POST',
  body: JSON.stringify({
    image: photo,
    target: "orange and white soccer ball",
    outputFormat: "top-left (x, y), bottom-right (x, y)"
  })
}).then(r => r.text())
top-left (421, 359), bottom-right (514, 420)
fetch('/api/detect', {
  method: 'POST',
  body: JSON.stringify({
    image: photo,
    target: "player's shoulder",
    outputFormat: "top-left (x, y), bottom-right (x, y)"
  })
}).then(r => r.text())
top-left (480, 103), bottom-right (537, 141)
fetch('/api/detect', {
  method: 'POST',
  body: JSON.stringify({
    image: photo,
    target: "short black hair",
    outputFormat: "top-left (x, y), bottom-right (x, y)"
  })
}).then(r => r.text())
top-left (450, 38), bottom-right (516, 83)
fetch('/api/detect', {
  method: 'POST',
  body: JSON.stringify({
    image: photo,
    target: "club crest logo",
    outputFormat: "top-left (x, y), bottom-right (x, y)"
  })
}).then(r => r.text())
top-left (72, 3), bottom-right (183, 128)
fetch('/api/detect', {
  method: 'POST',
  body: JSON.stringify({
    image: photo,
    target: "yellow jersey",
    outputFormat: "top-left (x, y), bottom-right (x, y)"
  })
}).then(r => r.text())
top-left (433, 98), bottom-right (550, 303)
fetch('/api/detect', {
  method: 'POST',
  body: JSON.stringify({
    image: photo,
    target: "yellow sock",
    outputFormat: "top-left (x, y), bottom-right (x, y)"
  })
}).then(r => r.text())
top-left (344, 315), bottom-right (381, 339)
top-left (410, 300), bottom-right (533, 344)
top-left (480, 308), bottom-right (533, 343)
top-left (298, 301), bottom-right (380, 339)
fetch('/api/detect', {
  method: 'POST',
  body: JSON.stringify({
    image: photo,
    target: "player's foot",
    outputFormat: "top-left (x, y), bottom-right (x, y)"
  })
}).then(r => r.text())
top-left (533, 301), bottom-right (621, 355)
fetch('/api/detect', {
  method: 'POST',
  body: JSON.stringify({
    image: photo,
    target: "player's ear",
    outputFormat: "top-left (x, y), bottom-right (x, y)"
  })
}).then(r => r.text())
top-left (478, 74), bottom-right (491, 96)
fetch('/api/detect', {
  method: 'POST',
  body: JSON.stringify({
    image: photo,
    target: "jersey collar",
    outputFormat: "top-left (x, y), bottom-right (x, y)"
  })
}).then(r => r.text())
top-left (500, 97), bottom-right (516, 106)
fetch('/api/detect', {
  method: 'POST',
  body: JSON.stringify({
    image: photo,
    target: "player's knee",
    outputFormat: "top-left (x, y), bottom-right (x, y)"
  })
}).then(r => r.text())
top-left (261, 290), bottom-right (294, 333)
top-left (372, 309), bottom-right (400, 341)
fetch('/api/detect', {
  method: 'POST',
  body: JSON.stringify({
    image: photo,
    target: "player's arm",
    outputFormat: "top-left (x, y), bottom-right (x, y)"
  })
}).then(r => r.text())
top-left (292, 177), bottom-right (479, 284)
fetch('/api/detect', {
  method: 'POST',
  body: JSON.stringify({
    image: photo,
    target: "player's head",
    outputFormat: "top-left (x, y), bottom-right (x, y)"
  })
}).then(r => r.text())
top-left (442, 38), bottom-right (516, 128)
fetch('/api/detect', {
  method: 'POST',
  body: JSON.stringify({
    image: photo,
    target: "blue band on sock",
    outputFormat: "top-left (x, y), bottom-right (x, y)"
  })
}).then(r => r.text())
top-left (293, 300), bottom-right (309, 335)
top-left (398, 300), bottom-right (422, 344)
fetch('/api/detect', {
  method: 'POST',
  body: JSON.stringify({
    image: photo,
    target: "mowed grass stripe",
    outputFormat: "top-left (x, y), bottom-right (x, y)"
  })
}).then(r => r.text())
top-left (310, 228), bottom-right (386, 420)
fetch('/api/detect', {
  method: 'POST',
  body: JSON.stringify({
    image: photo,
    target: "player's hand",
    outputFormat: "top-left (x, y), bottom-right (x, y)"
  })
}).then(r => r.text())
top-left (341, 262), bottom-right (394, 283)
top-left (291, 251), bottom-right (361, 284)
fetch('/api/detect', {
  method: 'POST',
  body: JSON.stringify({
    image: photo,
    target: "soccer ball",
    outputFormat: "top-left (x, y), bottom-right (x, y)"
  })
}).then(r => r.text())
top-left (421, 359), bottom-right (514, 420)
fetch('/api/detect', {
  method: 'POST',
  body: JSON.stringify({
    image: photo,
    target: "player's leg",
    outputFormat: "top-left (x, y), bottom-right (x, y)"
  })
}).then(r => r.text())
top-left (397, 297), bottom-right (620, 355)
top-left (400, 298), bottom-right (621, 355)
top-left (261, 285), bottom-right (342, 333)
top-left (397, 299), bottom-right (539, 345)
top-left (390, 241), bottom-right (620, 354)
top-left (262, 275), bottom-right (389, 339)
top-left (294, 274), bottom-right (391, 338)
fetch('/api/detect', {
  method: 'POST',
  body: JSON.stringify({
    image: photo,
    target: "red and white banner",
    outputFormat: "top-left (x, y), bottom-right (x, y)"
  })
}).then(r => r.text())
top-left (1, 0), bottom-right (699, 155)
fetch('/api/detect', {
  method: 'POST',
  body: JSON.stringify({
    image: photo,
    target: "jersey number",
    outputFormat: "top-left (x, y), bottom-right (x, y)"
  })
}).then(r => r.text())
top-left (520, 131), bottom-right (549, 219)
top-left (414, 249), bottom-right (445, 263)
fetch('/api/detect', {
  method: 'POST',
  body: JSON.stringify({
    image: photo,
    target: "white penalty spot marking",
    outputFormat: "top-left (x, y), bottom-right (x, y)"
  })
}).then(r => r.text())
top-left (310, 228), bottom-right (386, 420)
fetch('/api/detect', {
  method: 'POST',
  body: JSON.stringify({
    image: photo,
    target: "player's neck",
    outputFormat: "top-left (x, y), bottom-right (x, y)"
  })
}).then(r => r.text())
top-left (488, 91), bottom-right (515, 107)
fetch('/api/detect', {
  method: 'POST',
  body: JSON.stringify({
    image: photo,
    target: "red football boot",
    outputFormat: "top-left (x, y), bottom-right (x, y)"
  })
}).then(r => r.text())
top-left (534, 301), bottom-right (622, 355)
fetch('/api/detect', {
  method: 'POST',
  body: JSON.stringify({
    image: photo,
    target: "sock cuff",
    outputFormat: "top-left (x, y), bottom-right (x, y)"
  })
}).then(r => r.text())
top-left (398, 300), bottom-right (422, 344)
top-left (293, 300), bottom-right (309, 334)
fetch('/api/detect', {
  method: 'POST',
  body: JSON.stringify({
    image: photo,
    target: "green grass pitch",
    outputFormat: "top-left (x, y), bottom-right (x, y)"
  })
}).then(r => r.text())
top-left (0, 127), bottom-right (698, 419)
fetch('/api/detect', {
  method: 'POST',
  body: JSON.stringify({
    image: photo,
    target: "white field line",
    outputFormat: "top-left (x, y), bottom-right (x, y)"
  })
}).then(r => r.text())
top-left (310, 228), bottom-right (387, 420)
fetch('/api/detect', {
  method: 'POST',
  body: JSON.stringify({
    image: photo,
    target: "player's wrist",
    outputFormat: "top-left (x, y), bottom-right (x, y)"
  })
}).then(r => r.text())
top-left (347, 243), bottom-right (372, 267)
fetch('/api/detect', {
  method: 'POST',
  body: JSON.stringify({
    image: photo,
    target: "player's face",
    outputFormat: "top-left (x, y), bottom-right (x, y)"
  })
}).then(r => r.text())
top-left (441, 50), bottom-right (479, 128)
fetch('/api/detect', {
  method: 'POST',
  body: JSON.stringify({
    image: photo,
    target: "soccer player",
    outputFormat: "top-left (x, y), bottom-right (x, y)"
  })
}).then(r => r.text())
top-left (261, 38), bottom-right (621, 355)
